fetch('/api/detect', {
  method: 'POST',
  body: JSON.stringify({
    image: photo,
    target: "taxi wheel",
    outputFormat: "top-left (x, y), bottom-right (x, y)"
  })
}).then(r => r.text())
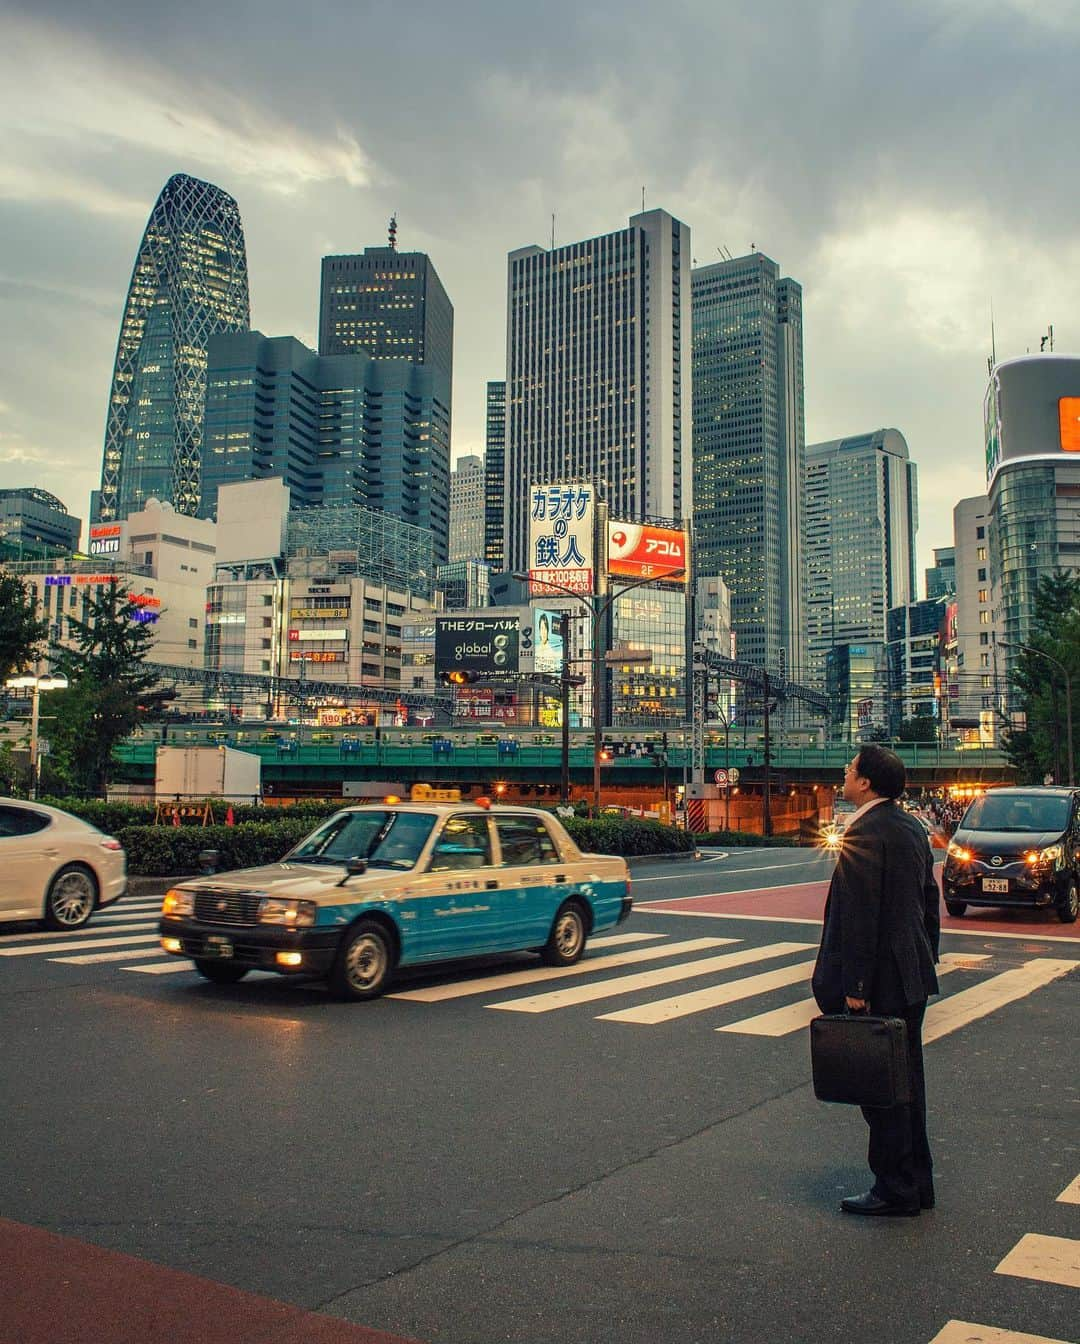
top-left (193, 960), bottom-right (249, 984)
top-left (540, 900), bottom-right (588, 966)
top-left (1057, 883), bottom-right (1079, 923)
top-left (331, 919), bottom-right (394, 1000)
top-left (43, 864), bottom-right (97, 930)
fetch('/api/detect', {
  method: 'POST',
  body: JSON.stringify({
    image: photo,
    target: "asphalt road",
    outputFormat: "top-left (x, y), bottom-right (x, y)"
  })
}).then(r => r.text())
top-left (1, 848), bottom-right (1077, 1344)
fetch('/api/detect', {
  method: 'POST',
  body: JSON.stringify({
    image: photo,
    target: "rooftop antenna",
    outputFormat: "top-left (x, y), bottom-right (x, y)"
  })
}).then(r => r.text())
top-left (641, 185), bottom-right (646, 212)
top-left (388, 214), bottom-right (398, 251)
top-left (1040, 324), bottom-right (1055, 353)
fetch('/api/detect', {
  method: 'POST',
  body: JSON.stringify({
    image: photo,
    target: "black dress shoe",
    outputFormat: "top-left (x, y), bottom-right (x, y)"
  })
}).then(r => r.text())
top-left (841, 1191), bottom-right (920, 1217)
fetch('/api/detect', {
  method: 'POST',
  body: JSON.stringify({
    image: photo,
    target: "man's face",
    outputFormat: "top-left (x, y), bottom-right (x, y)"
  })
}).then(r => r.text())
top-left (842, 755), bottom-right (866, 804)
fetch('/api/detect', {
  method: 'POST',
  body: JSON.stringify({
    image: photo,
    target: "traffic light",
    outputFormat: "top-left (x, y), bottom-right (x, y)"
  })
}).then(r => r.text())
top-left (439, 669), bottom-right (480, 686)
top-left (599, 748), bottom-right (613, 762)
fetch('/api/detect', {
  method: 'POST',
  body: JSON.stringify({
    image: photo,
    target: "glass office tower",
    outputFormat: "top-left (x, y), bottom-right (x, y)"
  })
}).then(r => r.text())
top-left (483, 381), bottom-right (506, 570)
top-left (97, 174), bottom-right (249, 522)
top-left (691, 253), bottom-right (805, 680)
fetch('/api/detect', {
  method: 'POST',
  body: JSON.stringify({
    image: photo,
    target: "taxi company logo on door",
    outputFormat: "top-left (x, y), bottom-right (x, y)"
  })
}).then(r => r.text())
top-left (435, 617), bottom-right (520, 674)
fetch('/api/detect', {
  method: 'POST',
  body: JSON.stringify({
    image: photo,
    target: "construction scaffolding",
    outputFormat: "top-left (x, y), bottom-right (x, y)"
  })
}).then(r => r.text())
top-left (286, 506), bottom-right (435, 600)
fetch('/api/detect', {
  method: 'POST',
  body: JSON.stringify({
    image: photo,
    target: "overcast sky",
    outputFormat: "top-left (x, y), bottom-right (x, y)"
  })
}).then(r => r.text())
top-left (1, 0), bottom-right (1078, 580)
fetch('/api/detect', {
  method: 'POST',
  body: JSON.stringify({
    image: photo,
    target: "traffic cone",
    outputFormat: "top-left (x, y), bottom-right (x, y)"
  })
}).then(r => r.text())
top-left (171, 810), bottom-right (180, 828)
top-left (225, 806), bottom-right (235, 827)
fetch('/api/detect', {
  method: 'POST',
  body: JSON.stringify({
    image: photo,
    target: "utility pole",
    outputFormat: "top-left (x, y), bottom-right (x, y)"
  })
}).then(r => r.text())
top-left (559, 611), bottom-right (571, 807)
top-left (762, 671), bottom-right (773, 837)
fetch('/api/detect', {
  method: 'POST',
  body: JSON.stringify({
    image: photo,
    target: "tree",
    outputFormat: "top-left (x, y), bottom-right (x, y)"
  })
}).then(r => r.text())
top-left (1003, 571), bottom-right (1080, 784)
top-left (0, 572), bottom-right (48, 680)
top-left (47, 580), bottom-right (160, 795)
top-left (897, 716), bottom-right (938, 743)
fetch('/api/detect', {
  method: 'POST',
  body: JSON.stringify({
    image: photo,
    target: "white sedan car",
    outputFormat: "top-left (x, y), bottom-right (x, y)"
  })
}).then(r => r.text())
top-left (0, 798), bottom-right (127, 929)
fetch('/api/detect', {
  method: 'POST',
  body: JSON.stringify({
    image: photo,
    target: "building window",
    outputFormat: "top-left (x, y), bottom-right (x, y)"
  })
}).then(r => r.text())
top-left (977, 546), bottom-right (987, 561)
top-left (976, 526), bottom-right (985, 539)
top-left (978, 567), bottom-right (986, 581)
top-left (979, 632), bottom-right (989, 645)
top-left (979, 611), bottom-right (990, 624)
top-left (978, 589), bottom-right (988, 603)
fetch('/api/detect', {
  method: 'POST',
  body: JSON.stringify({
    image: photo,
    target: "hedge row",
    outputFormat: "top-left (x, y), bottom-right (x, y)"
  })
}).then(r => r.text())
top-left (39, 797), bottom-right (341, 835)
top-left (564, 816), bottom-right (696, 855)
top-left (118, 821), bottom-right (313, 876)
top-left (692, 830), bottom-right (802, 848)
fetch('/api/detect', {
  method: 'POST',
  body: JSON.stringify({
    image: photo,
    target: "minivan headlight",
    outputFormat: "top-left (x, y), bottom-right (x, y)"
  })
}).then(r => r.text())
top-left (1026, 844), bottom-right (1062, 866)
top-left (257, 897), bottom-right (317, 927)
top-left (162, 888), bottom-right (195, 917)
top-left (946, 842), bottom-right (971, 862)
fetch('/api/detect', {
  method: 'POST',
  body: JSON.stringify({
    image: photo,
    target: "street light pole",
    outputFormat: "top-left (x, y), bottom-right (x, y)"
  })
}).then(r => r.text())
top-left (999, 640), bottom-right (1074, 783)
top-left (558, 610), bottom-right (571, 807)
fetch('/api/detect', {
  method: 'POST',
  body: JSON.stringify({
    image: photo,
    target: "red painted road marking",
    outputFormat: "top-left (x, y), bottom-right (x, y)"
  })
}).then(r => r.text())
top-left (0, 1217), bottom-right (423, 1344)
top-left (640, 879), bottom-right (1080, 939)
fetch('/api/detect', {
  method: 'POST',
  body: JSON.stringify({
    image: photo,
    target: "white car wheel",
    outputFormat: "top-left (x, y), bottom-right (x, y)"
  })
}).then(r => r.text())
top-left (43, 865), bottom-right (97, 930)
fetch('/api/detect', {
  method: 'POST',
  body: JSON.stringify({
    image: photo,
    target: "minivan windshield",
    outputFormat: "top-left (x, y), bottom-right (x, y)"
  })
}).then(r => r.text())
top-left (961, 793), bottom-right (1070, 834)
top-left (287, 810), bottom-right (436, 868)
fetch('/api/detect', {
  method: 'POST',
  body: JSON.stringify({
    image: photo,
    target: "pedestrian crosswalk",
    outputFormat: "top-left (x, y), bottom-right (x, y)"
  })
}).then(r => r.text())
top-left (6, 903), bottom-right (1078, 1044)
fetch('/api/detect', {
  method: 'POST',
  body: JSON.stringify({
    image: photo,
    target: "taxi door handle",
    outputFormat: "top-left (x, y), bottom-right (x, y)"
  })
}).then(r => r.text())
top-left (485, 880), bottom-right (499, 890)
top-left (555, 874), bottom-right (567, 884)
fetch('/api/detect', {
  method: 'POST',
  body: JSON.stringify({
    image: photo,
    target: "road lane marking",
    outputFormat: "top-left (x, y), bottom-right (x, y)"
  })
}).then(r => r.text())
top-left (125, 960), bottom-right (199, 975)
top-left (995, 1232), bottom-right (1080, 1290)
top-left (388, 937), bottom-right (737, 1002)
top-left (490, 943), bottom-right (814, 1016)
top-left (717, 954), bottom-right (990, 1037)
top-left (923, 959), bottom-right (1079, 1043)
top-left (0, 921), bottom-right (155, 944)
top-left (638, 909), bottom-right (825, 926)
top-left (599, 958), bottom-right (818, 1025)
top-left (1057, 1173), bottom-right (1080, 1204)
top-left (930, 1322), bottom-right (1076, 1344)
top-left (636, 907), bottom-right (1080, 944)
top-left (632, 862), bottom-right (819, 884)
top-left (0, 934), bottom-right (161, 957)
top-left (587, 933), bottom-right (665, 947)
top-left (52, 947), bottom-right (177, 965)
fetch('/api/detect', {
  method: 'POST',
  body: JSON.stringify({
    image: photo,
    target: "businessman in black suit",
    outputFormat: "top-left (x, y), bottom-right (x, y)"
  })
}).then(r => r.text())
top-left (812, 744), bottom-right (941, 1217)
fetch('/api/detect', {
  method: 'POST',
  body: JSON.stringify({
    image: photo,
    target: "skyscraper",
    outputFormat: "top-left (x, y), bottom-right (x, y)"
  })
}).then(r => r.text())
top-left (97, 173), bottom-right (249, 522)
top-left (804, 429), bottom-right (918, 686)
top-left (925, 546), bottom-right (956, 600)
top-left (201, 331), bottom-right (450, 562)
top-left (691, 252), bottom-right (805, 678)
top-left (483, 381), bottom-right (506, 570)
top-left (504, 209), bottom-right (691, 573)
top-left (449, 454), bottom-right (485, 561)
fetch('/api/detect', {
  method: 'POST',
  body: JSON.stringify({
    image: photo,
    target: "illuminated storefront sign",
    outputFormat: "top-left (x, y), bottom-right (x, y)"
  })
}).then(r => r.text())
top-left (290, 608), bottom-right (350, 619)
top-left (89, 523), bottom-right (122, 557)
top-left (607, 523), bottom-right (688, 583)
top-left (289, 650), bottom-right (346, 663)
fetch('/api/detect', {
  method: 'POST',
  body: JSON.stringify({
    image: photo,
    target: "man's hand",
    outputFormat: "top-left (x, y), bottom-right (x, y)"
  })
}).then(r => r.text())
top-left (845, 996), bottom-right (868, 1012)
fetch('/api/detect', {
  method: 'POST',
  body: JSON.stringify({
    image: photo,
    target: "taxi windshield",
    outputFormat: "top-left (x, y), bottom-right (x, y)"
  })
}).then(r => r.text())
top-left (287, 810), bottom-right (436, 868)
top-left (962, 793), bottom-right (1070, 833)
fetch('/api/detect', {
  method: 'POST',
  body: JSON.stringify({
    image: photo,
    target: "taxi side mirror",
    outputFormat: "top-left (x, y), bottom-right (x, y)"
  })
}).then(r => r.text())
top-left (335, 856), bottom-right (368, 886)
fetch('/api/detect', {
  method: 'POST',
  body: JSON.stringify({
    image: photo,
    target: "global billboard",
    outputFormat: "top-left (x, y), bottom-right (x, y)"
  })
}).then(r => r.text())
top-left (607, 522), bottom-right (688, 583)
top-left (528, 482), bottom-right (594, 597)
top-left (434, 616), bottom-right (520, 675)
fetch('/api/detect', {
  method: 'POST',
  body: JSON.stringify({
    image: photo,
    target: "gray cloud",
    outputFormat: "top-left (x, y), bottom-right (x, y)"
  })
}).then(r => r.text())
top-left (0, 0), bottom-right (1077, 574)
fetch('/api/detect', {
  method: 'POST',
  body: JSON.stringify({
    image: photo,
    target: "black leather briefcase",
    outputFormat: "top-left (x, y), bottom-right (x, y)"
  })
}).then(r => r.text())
top-left (810, 1013), bottom-right (911, 1108)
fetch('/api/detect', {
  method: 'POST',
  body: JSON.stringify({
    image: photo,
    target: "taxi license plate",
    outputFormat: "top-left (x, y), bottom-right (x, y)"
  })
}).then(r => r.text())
top-left (982, 877), bottom-right (1009, 894)
top-left (205, 935), bottom-right (234, 958)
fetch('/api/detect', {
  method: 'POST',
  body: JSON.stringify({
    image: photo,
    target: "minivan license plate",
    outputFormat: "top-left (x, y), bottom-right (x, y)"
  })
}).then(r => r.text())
top-left (982, 877), bottom-right (1009, 894)
top-left (206, 935), bottom-right (233, 958)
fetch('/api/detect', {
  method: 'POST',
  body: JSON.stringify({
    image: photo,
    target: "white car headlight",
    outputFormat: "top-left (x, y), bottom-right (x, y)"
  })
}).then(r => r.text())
top-left (257, 897), bottom-right (317, 927)
top-left (162, 888), bottom-right (195, 917)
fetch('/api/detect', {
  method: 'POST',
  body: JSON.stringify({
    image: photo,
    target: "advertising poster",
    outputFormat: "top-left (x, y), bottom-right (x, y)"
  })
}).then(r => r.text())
top-left (533, 608), bottom-right (564, 674)
top-left (528, 483), bottom-right (594, 596)
top-left (608, 522), bottom-right (688, 583)
top-left (434, 616), bottom-right (519, 675)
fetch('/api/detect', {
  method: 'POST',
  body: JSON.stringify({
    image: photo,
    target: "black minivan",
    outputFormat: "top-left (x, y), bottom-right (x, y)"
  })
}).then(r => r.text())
top-left (942, 786), bottom-right (1080, 923)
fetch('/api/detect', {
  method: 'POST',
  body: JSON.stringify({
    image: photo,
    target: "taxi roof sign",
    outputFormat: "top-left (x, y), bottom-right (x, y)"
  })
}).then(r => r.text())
top-left (410, 783), bottom-right (462, 803)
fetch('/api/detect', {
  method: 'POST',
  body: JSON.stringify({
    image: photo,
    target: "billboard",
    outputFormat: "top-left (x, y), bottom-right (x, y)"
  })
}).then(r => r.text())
top-left (88, 523), bottom-right (122, 557)
top-left (608, 523), bottom-right (688, 583)
top-left (533, 609), bottom-right (564, 674)
top-left (435, 616), bottom-right (519, 674)
top-left (528, 483), bottom-right (594, 596)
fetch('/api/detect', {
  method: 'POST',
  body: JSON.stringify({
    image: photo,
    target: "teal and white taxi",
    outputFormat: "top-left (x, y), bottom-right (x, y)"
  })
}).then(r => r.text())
top-left (158, 788), bottom-right (631, 1000)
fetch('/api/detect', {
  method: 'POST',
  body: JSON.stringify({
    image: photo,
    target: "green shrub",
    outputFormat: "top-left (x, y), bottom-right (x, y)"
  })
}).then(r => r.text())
top-left (39, 796), bottom-right (343, 835)
top-left (119, 821), bottom-right (313, 876)
top-left (692, 829), bottom-right (801, 848)
top-left (564, 817), bottom-right (695, 855)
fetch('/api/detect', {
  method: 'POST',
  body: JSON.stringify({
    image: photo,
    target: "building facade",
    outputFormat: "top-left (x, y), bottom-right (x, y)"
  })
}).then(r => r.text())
top-left (804, 429), bottom-right (917, 686)
top-left (0, 489), bottom-right (81, 559)
top-left (946, 497), bottom-right (999, 742)
top-left (200, 332), bottom-right (449, 564)
top-left (925, 546), bottom-right (956, 601)
top-left (483, 381), bottom-right (507, 570)
top-left (986, 355), bottom-right (1080, 697)
top-left (449, 454), bottom-right (486, 561)
top-left (435, 560), bottom-right (490, 611)
top-left (504, 209), bottom-right (692, 574)
top-left (826, 642), bottom-right (887, 744)
top-left (886, 598), bottom-right (947, 735)
top-left (691, 252), bottom-right (805, 680)
top-left (97, 173), bottom-right (249, 523)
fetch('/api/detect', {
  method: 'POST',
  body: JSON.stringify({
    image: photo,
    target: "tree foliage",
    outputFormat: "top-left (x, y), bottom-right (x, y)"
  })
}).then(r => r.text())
top-left (897, 716), bottom-right (939, 743)
top-left (1003, 571), bottom-right (1080, 784)
top-left (0, 572), bottom-right (48, 680)
top-left (46, 580), bottom-right (161, 795)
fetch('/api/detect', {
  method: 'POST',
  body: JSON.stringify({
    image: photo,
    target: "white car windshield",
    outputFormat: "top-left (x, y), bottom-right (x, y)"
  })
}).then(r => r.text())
top-left (288, 810), bottom-right (436, 868)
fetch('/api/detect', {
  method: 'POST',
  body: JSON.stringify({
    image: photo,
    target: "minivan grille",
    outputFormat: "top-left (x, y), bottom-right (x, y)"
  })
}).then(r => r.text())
top-left (193, 889), bottom-right (262, 926)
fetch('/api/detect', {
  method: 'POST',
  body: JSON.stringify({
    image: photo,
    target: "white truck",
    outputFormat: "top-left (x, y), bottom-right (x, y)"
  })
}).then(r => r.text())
top-left (154, 745), bottom-right (262, 802)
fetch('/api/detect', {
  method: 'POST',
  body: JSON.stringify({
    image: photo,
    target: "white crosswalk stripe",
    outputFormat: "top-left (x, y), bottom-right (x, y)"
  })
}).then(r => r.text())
top-left (53, 946), bottom-right (177, 965)
top-left (125, 960), bottom-right (199, 975)
top-left (930, 1322), bottom-right (1075, 1344)
top-left (0, 934), bottom-right (161, 957)
top-left (0, 921), bottom-right (155, 945)
top-left (923, 959), bottom-right (1078, 1043)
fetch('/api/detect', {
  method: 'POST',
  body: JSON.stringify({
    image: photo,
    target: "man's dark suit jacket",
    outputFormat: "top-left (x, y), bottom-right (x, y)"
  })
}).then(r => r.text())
top-left (812, 800), bottom-right (941, 1014)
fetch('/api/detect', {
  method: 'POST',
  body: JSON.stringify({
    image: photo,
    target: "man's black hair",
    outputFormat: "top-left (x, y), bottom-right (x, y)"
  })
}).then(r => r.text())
top-left (855, 744), bottom-right (906, 800)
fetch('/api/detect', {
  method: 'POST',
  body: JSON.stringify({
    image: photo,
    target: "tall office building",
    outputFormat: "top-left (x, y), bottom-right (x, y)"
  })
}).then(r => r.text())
top-left (948, 496), bottom-right (998, 740)
top-left (691, 253), bottom-right (805, 678)
top-left (925, 546), bottom-right (956, 600)
top-left (449, 454), bottom-right (485, 561)
top-left (97, 173), bottom-right (249, 522)
top-left (483, 381), bottom-right (506, 570)
top-left (986, 355), bottom-right (1080, 681)
top-left (201, 332), bottom-right (450, 562)
top-left (804, 429), bottom-right (917, 686)
top-left (0, 488), bottom-right (81, 558)
top-left (504, 209), bottom-right (691, 573)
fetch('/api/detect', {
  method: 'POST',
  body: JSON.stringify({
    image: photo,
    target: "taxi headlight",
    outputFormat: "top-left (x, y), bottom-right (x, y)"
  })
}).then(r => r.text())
top-left (257, 897), bottom-right (317, 927)
top-left (946, 842), bottom-right (972, 863)
top-left (162, 888), bottom-right (195, 917)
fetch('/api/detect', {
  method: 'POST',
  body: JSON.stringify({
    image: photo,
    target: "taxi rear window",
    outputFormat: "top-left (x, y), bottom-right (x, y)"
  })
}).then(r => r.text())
top-left (495, 815), bottom-right (560, 865)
